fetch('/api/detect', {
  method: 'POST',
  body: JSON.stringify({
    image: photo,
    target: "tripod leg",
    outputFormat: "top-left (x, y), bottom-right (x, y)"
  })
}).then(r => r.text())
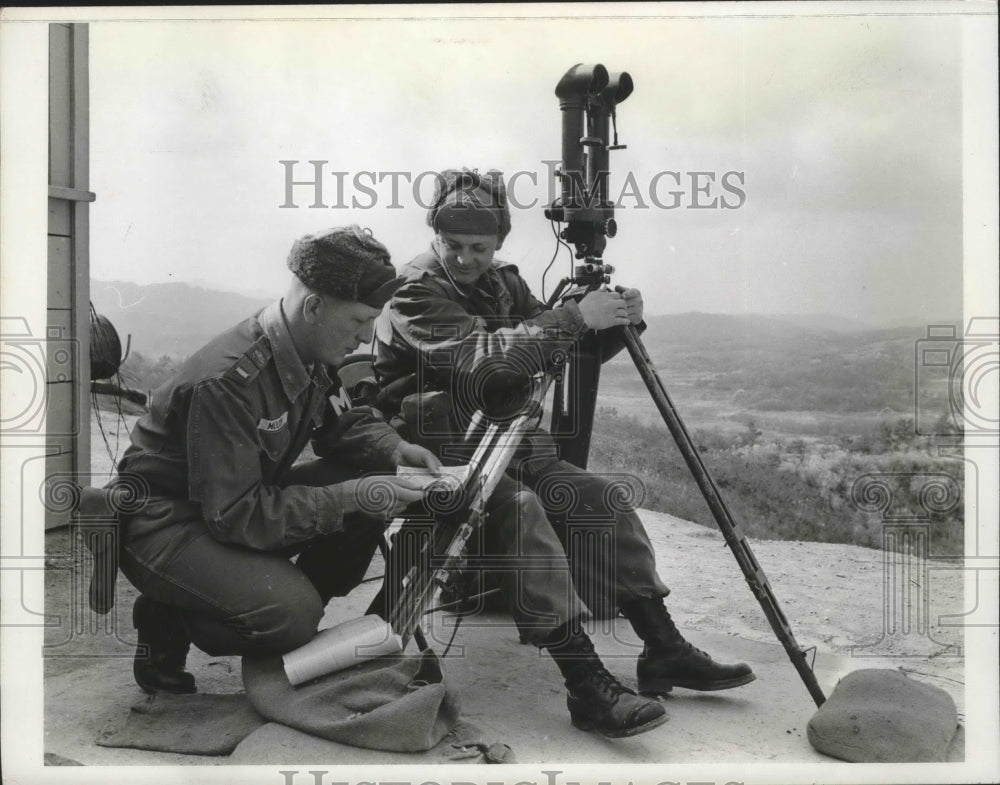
top-left (620, 325), bottom-right (826, 707)
top-left (551, 332), bottom-right (602, 469)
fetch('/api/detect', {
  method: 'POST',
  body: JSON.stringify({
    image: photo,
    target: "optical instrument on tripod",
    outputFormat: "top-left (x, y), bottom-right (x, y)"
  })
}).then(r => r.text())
top-left (542, 63), bottom-right (632, 468)
top-left (385, 62), bottom-right (825, 709)
top-left (541, 62), bottom-right (827, 708)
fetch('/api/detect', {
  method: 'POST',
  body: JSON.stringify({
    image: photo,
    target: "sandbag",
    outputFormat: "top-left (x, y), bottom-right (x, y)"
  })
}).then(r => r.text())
top-left (228, 720), bottom-right (515, 765)
top-left (242, 649), bottom-right (460, 752)
top-left (96, 693), bottom-right (265, 755)
top-left (807, 668), bottom-right (959, 762)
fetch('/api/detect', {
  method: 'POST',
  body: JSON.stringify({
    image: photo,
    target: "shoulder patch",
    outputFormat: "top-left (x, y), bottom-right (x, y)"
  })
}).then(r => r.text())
top-left (225, 336), bottom-right (273, 385)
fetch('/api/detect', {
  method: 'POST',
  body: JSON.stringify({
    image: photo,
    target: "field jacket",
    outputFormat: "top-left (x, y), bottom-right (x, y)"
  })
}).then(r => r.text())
top-left (117, 300), bottom-right (402, 551)
top-left (373, 244), bottom-right (639, 441)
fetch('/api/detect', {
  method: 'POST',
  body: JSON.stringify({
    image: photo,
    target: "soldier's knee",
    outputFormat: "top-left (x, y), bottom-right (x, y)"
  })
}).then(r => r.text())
top-left (240, 588), bottom-right (324, 653)
top-left (486, 487), bottom-right (548, 532)
top-left (279, 598), bottom-right (325, 650)
top-left (578, 472), bottom-right (640, 517)
top-left (508, 488), bottom-right (549, 522)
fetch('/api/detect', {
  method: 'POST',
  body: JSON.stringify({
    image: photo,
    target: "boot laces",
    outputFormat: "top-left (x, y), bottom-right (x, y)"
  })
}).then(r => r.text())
top-left (549, 623), bottom-right (636, 700)
top-left (651, 604), bottom-right (712, 660)
top-left (677, 639), bottom-right (710, 658)
top-left (581, 662), bottom-right (635, 700)
top-left (645, 638), bottom-right (712, 662)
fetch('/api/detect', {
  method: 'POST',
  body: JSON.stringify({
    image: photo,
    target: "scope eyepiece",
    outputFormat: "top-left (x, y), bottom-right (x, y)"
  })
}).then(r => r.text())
top-left (555, 63), bottom-right (610, 107)
top-left (602, 72), bottom-right (633, 106)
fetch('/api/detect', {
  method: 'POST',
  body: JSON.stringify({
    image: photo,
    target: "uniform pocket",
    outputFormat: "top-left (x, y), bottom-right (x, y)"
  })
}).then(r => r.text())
top-left (259, 427), bottom-right (291, 462)
top-left (257, 411), bottom-right (292, 462)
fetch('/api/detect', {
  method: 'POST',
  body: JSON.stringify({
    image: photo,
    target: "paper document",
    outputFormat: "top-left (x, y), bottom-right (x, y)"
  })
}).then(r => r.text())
top-left (396, 464), bottom-right (470, 492)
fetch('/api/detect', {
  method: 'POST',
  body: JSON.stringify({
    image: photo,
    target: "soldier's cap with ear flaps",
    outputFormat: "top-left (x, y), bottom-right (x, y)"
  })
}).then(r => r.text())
top-left (427, 168), bottom-right (511, 245)
top-left (287, 225), bottom-right (403, 308)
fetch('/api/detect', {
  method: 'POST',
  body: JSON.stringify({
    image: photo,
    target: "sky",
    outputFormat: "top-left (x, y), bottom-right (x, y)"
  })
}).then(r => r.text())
top-left (85, 7), bottom-right (970, 325)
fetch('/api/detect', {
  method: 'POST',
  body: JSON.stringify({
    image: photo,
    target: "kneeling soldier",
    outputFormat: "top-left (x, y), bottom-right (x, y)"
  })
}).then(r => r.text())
top-left (117, 226), bottom-right (439, 692)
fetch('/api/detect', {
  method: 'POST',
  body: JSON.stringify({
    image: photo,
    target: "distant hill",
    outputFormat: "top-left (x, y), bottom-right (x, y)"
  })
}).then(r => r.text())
top-left (600, 311), bottom-right (961, 414)
top-left (767, 313), bottom-right (874, 333)
top-left (631, 311), bottom-right (946, 350)
top-left (89, 279), bottom-right (959, 415)
top-left (634, 311), bottom-right (829, 349)
top-left (90, 279), bottom-right (271, 357)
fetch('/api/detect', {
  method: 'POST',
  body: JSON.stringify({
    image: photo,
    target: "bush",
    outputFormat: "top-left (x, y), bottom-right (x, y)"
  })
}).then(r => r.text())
top-left (588, 409), bottom-right (963, 555)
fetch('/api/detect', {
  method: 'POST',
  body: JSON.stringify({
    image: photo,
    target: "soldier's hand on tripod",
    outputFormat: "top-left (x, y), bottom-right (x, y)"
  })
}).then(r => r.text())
top-left (617, 287), bottom-right (644, 325)
top-left (577, 289), bottom-right (631, 330)
top-left (340, 475), bottom-right (427, 520)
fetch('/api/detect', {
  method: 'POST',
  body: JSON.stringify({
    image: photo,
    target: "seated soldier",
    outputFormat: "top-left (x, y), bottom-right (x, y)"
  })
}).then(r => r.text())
top-left (115, 226), bottom-right (441, 693)
top-left (373, 169), bottom-right (756, 709)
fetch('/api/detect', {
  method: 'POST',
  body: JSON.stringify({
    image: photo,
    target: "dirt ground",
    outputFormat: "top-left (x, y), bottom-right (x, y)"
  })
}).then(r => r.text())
top-left (35, 412), bottom-right (970, 768)
top-left (42, 503), bottom-right (967, 768)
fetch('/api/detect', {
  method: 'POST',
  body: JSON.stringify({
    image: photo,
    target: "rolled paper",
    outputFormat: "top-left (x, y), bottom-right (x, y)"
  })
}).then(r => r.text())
top-left (282, 615), bottom-right (403, 686)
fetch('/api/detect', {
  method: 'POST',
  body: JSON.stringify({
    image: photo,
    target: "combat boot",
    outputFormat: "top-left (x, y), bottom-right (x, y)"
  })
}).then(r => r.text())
top-left (545, 622), bottom-right (667, 738)
top-left (132, 595), bottom-right (197, 694)
top-left (622, 598), bottom-right (755, 695)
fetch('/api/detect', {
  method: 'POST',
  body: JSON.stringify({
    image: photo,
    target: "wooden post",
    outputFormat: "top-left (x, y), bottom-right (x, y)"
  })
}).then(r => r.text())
top-left (46, 23), bottom-right (94, 528)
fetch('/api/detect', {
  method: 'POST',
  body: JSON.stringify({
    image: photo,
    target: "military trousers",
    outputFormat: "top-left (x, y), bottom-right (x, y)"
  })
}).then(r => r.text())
top-left (514, 454), bottom-right (670, 620)
top-left (119, 460), bottom-right (384, 658)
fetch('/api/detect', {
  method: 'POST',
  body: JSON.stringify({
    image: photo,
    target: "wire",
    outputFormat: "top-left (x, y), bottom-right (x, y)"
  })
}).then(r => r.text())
top-left (92, 385), bottom-right (126, 470)
top-left (442, 615), bottom-right (463, 658)
top-left (91, 388), bottom-right (122, 471)
top-left (91, 365), bottom-right (146, 478)
top-left (91, 389), bottom-right (112, 458)
top-left (541, 220), bottom-right (561, 302)
top-left (89, 301), bottom-right (135, 474)
top-left (542, 218), bottom-right (574, 302)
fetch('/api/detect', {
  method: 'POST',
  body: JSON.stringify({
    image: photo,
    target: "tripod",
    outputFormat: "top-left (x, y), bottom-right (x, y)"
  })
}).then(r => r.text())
top-left (543, 63), bottom-right (827, 708)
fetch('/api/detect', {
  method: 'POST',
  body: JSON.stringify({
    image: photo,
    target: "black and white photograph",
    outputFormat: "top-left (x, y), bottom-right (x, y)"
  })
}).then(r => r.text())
top-left (1, 3), bottom-right (997, 784)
